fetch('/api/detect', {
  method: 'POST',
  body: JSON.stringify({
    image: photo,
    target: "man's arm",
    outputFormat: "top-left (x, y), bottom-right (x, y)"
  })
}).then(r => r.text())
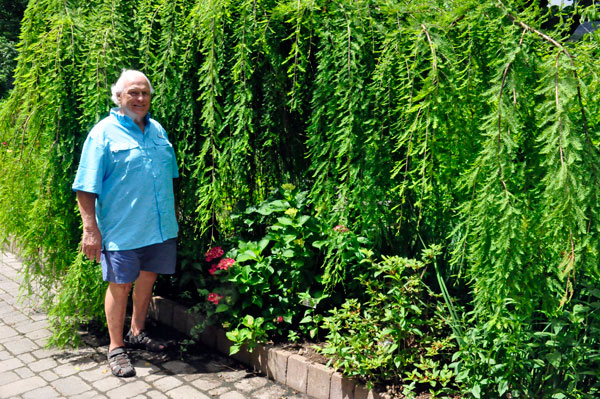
top-left (76, 190), bottom-right (102, 263)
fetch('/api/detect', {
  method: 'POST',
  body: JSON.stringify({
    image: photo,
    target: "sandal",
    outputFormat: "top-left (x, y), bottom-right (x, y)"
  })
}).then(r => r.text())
top-left (107, 347), bottom-right (136, 377)
top-left (124, 330), bottom-right (167, 352)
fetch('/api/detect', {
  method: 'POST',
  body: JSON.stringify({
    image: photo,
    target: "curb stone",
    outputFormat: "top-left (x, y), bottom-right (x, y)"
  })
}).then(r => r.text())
top-left (149, 296), bottom-right (389, 399)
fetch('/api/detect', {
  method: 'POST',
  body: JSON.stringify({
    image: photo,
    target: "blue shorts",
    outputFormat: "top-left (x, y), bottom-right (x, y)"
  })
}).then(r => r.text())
top-left (101, 238), bottom-right (177, 284)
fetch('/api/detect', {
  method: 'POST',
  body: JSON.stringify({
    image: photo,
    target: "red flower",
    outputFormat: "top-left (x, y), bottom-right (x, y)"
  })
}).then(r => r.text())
top-left (333, 225), bottom-right (349, 233)
top-left (217, 257), bottom-right (235, 270)
top-left (208, 265), bottom-right (217, 276)
top-left (205, 246), bottom-right (224, 262)
top-left (207, 292), bottom-right (223, 305)
top-left (275, 316), bottom-right (283, 323)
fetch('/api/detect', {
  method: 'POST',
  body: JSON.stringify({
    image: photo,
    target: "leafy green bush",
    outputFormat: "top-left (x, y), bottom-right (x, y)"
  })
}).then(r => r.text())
top-left (190, 184), bottom-right (372, 353)
top-left (319, 249), bottom-right (456, 397)
top-left (453, 286), bottom-right (600, 399)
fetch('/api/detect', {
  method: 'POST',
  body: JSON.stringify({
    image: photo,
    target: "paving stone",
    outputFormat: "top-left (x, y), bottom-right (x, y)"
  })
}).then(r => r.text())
top-left (0, 375), bottom-right (46, 397)
top-left (93, 374), bottom-right (127, 391)
top-left (27, 328), bottom-right (52, 342)
top-left (3, 335), bottom-right (39, 355)
top-left (29, 357), bottom-right (59, 372)
top-left (233, 374), bottom-right (269, 392)
top-left (18, 352), bottom-right (36, 363)
top-left (0, 303), bottom-right (15, 315)
top-left (152, 375), bottom-right (184, 391)
top-left (0, 280), bottom-right (20, 293)
top-left (218, 369), bottom-right (248, 383)
top-left (15, 319), bottom-right (49, 334)
top-left (208, 386), bottom-right (231, 396)
top-left (106, 380), bottom-right (151, 398)
top-left (39, 369), bottom-right (60, 382)
top-left (252, 384), bottom-right (291, 399)
top-left (190, 376), bottom-right (222, 391)
top-left (0, 370), bottom-right (19, 385)
top-left (15, 365), bottom-right (35, 378)
top-left (0, 349), bottom-right (10, 361)
top-left (31, 346), bottom-right (62, 359)
top-left (144, 372), bottom-right (166, 382)
top-left (54, 362), bottom-right (83, 377)
top-left (133, 359), bottom-right (162, 377)
top-left (180, 372), bottom-right (203, 383)
top-left (79, 365), bottom-right (111, 382)
top-left (71, 391), bottom-right (108, 399)
top-left (220, 391), bottom-right (246, 399)
top-left (0, 357), bottom-right (24, 373)
top-left (162, 360), bottom-right (196, 374)
top-left (148, 391), bottom-right (169, 399)
top-left (166, 385), bottom-right (210, 399)
top-left (52, 375), bottom-right (94, 396)
top-left (21, 385), bottom-right (60, 398)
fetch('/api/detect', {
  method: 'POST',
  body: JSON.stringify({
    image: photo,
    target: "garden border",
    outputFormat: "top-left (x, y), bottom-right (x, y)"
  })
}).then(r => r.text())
top-left (148, 296), bottom-right (387, 399)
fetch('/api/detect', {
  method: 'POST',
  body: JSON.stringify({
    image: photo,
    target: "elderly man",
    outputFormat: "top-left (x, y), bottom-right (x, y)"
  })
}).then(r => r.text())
top-left (73, 69), bottom-right (178, 377)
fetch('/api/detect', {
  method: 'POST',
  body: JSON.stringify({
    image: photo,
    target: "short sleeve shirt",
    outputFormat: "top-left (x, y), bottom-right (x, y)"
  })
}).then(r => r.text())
top-left (73, 108), bottom-right (179, 250)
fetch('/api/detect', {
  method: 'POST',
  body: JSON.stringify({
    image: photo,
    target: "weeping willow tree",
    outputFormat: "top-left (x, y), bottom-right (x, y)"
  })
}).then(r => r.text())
top-left (1, 0), bottom-right (600, 395)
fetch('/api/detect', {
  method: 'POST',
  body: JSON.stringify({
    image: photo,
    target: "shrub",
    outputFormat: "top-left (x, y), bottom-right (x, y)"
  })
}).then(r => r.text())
top-left (319, 248), bottom-right (456, 397)
top-left (189, 184), bottom-right (373, 353)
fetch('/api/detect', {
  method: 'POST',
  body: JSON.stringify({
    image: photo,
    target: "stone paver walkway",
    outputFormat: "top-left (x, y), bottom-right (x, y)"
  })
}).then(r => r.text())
top-left (0, 250), bottom-right (309, 399)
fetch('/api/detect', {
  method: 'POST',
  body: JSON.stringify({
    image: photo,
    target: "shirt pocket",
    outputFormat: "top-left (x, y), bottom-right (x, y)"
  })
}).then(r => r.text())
top-left (109, 143), bottom-right (144, 171)
top-left (151, 138), bottom-right (175, 166)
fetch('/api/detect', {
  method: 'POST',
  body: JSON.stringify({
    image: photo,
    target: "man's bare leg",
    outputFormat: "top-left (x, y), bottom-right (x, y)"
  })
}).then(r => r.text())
top-left (130, 271), bottom-right (158, 335)
top-left (105, 282), bottom-right (132, 351)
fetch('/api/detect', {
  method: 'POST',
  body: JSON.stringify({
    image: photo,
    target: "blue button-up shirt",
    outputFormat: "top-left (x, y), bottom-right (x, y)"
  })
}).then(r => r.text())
top-left (73, 108), bottom-right (178, 250)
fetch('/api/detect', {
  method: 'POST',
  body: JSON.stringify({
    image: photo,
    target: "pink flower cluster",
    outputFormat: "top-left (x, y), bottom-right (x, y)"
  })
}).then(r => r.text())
top-left (217, 257), bottom-right (235, 270)
top-left (207, 292), bottom-right (223, 304)
top-left (274, 316), bottom-right (284, 323)
top-left (205, 246), bottom-right (224, 262)
top-left (209, 257), bottom-right (235, 275)
top-left (333, 224), bottom-right (349, 232)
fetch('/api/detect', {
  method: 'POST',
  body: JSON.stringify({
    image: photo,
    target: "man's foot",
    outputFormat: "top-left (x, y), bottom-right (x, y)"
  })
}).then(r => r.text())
top-left (107, 347), bottom-right (136, 377)
top-left (124, 330), bottom-right (167, 352)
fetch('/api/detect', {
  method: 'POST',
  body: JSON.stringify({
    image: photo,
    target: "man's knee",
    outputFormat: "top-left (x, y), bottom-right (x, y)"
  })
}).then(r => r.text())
top-left (107, 282), bottom-right (133, 297)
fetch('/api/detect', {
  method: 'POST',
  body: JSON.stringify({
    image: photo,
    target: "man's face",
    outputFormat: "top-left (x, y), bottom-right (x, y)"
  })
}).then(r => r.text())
top-left (117, 75), bottom-right (151, 121)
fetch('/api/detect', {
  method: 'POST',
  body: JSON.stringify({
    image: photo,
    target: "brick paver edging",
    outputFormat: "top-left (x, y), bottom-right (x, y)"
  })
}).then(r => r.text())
top-left (148, 296), bottom-right (387, 399)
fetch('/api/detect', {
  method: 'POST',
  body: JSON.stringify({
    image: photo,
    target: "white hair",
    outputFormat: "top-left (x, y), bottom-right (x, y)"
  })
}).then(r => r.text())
top-left (110, 69), bottom-right (155, 105)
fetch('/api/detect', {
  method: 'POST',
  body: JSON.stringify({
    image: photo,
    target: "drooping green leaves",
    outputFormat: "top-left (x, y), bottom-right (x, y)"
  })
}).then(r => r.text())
top-left (2, 1), bottom-right (600, 394)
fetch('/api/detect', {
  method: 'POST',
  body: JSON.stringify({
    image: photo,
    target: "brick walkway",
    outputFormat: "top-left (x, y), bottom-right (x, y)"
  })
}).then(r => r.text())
top-left (0, 250), bottom-right (309, 399)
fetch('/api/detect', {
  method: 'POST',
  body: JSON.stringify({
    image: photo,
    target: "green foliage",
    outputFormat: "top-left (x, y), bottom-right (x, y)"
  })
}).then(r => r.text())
top-left (452, 287), bottom-right (600, 398)
top-left (319, 251), bottom-right (455, 396)
top-left (0, 36), bottom-right (18, 98)
top-left (194, 185), bottom-right (371, 353)
top-left (46, 252), bottom-right (107, 348)
top-left (2, 0), bottom-right (600, 395)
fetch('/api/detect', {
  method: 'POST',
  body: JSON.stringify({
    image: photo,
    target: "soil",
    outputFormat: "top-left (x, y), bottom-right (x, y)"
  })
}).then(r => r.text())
top-left (275, 340), bottom-right (330, 365)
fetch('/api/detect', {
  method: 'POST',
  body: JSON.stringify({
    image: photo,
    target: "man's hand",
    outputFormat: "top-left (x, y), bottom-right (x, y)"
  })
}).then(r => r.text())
top-left (76, 190), bottom-right (102, 263)
top-left (82, 226), bottom-right (102, 263)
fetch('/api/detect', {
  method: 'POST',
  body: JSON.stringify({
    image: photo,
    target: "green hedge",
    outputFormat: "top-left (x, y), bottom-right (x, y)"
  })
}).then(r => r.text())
top-left (1, 0), bottom-right (600, 396)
